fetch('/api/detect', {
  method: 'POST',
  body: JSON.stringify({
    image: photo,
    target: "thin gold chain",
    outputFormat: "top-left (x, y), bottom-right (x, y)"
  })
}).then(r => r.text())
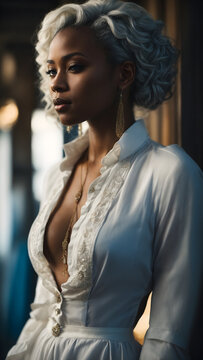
top-left (61, 157), bottom-right (89, 276)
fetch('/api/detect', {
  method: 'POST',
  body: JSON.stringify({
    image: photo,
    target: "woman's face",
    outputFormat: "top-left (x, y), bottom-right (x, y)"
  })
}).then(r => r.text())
top-left (47, 26), bottom-right (120, 126)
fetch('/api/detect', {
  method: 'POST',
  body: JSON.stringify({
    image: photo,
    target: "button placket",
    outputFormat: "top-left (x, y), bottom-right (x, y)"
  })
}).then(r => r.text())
top-left (52, 293), bottom-right (63, 336)
top-left (55, 293), bottom-right (63, 316)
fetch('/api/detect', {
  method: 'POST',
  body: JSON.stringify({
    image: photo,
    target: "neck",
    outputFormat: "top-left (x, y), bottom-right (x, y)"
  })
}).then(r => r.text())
top-left (87, 106), bottom-right (135, 165)
top-left (87, 122), bottom-right (116, 165)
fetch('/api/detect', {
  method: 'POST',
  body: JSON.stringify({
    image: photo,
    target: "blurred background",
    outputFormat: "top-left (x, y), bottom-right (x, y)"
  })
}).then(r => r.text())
top-left (0, 0), bottom-right (202, 359)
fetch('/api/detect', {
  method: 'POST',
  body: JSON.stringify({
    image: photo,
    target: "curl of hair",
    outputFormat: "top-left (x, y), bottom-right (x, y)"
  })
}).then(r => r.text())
top-left (35, 0), bottom-right (178, 115)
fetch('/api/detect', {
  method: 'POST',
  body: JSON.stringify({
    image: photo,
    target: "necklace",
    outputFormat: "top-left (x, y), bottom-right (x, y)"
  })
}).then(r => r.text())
top-left (61, 157), bottom-right (89, 276)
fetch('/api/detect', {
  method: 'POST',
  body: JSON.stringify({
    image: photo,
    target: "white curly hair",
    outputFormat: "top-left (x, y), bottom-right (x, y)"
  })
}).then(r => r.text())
top-left (35, 0), bottom-right (178, 116)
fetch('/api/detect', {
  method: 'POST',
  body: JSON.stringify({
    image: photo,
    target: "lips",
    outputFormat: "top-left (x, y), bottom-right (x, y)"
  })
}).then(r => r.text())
top-left (53, 98), bottom-right (71, 106)
top-left (53, 98), bottom-right (71, 112)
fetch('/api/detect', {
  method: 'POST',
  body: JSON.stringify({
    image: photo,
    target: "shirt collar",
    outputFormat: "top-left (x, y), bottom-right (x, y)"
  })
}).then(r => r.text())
top-left (118, 118), bottom-right (150, 161)
top-left (60, 131), bottom-right (89, 171)
top-left (60, 119), bottom-right (149, 172)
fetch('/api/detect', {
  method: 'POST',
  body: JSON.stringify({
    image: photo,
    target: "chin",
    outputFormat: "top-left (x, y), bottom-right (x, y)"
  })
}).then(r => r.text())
top-left (58, 113), bottom-right (75, 126)
top-left (58, 113), bottom-right (86, 127)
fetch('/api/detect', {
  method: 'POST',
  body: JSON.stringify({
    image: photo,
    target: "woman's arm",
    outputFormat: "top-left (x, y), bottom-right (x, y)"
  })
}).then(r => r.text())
top-left (140, 152), bottom-right (203, 359)
top-left (6, 277), bottom-right (50, 359)
top-left (16, 276), bottom-right (51, 344)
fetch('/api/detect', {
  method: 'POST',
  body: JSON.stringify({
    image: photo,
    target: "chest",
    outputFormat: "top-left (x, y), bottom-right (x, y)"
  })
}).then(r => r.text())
top-left (43, 162), bottom-right (101, 287)
top-left (29, 156), bottom-right (155, 298)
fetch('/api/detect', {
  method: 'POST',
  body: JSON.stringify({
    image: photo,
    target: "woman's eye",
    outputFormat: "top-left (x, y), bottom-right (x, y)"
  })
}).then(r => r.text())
top-left (46, 64), bottom-right (84, 77)
top-left (68, 64), bottom-right (84, 73)
top-left (46, 69), bottom-right (57, 78)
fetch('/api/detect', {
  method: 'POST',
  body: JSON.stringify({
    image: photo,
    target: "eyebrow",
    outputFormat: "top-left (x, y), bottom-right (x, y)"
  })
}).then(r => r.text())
top-left (47, 52), bottom-right (87, 64)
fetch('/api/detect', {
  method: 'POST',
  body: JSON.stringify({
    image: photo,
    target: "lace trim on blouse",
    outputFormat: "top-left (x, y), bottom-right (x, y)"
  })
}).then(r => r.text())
top-left (28, 150), bottom-right (131, 299)
top-left (28, 120), bottom-right (150, 299)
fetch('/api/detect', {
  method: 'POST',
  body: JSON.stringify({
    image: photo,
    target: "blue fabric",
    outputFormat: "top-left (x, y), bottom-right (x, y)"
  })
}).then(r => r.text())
top-left (2, 242), bottom-right (37, 358)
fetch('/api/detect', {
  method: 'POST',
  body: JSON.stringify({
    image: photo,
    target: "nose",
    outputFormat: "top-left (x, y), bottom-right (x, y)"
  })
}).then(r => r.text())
top-left (50, 71), bottom-right (68, 93)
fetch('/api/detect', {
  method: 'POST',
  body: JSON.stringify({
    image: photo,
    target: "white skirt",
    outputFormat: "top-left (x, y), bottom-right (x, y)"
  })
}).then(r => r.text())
top-left (7, 324), bottom-right (142, 360)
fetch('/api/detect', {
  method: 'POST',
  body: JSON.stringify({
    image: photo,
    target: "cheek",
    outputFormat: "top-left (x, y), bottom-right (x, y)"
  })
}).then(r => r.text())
top-left (70, 71), bottom-right (116, 108)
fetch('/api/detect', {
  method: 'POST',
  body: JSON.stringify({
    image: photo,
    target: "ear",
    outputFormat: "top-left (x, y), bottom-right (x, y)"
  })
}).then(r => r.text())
top-left (118, 61), bottom-right (136, 90)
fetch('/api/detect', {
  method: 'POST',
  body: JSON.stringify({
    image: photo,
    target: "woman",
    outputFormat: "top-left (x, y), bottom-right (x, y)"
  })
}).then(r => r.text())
top-left (6, 0), bottom-right (203, 359)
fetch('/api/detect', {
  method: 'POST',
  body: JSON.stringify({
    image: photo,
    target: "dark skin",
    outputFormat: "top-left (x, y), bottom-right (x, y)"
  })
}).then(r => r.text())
top-left (44, 26), bottom-right (136, 290)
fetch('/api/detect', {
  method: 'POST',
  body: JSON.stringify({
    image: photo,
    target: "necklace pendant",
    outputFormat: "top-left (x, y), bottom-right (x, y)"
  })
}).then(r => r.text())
top-left (75, 189), bottom-right (82, 203)
top-left (62, 240), bottom-right (68, 250)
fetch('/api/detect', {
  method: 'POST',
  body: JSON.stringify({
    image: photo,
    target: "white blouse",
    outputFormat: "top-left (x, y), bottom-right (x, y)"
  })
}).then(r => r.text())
top-left (6, 119), bottom-right (203, 360)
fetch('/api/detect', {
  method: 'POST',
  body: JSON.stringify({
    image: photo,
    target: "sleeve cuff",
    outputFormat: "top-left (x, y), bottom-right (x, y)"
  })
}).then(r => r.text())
top-left (145, 326), bottom-right (188, 350)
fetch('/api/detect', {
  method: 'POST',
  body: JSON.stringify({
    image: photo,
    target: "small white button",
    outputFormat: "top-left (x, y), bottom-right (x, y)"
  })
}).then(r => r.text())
top-left (55, 308), bottom-right (61, 315)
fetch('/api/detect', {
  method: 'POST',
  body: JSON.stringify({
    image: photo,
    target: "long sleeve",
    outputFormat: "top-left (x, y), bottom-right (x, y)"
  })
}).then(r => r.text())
top-left (6, 277), bottom-right (50, 359)
top-left (16, 277), bottom-right (51, 344)
top-left (140, 150), bottom-right (203, 359)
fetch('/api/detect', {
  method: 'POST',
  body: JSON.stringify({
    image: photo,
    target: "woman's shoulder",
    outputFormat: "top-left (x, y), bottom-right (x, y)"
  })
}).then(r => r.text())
top-left (131, 139), bottom-right (203, 200)
top-left (147, 140), bottom-right (203, 181)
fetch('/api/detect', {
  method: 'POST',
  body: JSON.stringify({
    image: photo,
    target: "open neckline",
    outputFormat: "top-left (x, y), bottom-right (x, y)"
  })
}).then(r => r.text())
top-left (42, 157), bottom-right (104, 293)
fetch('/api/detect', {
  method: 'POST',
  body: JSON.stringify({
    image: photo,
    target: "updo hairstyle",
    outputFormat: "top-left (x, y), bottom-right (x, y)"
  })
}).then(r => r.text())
top-left (35, 0), bottom-right (178, 116)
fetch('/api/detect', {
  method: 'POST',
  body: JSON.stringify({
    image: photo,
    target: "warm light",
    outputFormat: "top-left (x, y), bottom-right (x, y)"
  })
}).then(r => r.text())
top-left (133, 293), bottom-right (151, 345)
top-left (1, 53), bottom-right (16, 84)
top-left (31, 109), bottom-right (63, 201)
top-left (0, 100), bottom-right (19, 130)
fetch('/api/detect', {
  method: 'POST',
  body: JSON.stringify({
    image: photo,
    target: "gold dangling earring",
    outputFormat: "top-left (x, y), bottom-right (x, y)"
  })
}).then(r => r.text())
top-left (78, 123), bottom-right (82, 137)
top-left (66, 125), bottom-right (72, 133)
top-left (116, 91), bottom-right (125, 138)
